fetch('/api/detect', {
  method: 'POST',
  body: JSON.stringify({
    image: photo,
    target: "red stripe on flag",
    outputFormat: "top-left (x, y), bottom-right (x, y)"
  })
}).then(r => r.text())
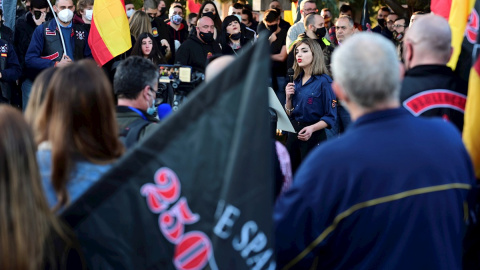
top-left (475, 53), bottom-right (480, 75)
top-left (88, 16), bottom-right (114, 66)
top-left (431, 0), bottom-right (452, 20)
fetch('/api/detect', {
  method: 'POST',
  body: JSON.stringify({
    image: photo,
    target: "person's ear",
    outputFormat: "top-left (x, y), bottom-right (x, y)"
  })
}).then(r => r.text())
top-left (332, 81), bottom-right (348, 103)
top-left (142, 85), bottom-right (151, 99)
top-left (447, 46), bottom-right (453, 62)
top-left (398, 61), bottom-right (405, 80)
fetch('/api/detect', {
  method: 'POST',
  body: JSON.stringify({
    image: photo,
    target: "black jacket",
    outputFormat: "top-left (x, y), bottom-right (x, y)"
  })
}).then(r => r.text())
top-left (400, 65), bottom-right (467, 132)
top-left (0, 24), bottom-right (13, 45)
top-left (257, 18), bottom-right (291, 33)
top-left (176, 35), bottom-right (221, 73)
top-left (151, 17), bottom-right (175, 64)
top-left (15, 12), bottom-right (39, 80)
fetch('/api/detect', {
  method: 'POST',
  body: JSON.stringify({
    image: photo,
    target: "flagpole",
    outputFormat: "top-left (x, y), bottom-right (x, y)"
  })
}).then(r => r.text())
top-left (46, 0), bottom-right (68, 59)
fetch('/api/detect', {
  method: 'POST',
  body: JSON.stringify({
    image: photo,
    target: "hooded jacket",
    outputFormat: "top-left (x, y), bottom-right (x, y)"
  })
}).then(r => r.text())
top-left (175, 34), bottom-right (221, 73)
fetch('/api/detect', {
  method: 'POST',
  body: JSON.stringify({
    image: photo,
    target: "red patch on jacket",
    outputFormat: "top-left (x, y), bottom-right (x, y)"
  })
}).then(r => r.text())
top-left (41, 52), bottom-right (60, 60)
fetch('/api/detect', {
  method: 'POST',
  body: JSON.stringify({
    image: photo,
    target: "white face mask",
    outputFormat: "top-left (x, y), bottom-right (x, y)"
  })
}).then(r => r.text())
top-left (234, 14), bottom-right (241, 22)
top-left (85, 9), bottom-right (93, 21)
top-left (126, 9), bottom-right (135, 18)
top-left (57, 9), bottom-right (74, 23)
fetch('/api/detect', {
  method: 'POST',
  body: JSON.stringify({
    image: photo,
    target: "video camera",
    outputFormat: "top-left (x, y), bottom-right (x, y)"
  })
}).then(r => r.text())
top-left (156, 64), bottom-right (204, 111)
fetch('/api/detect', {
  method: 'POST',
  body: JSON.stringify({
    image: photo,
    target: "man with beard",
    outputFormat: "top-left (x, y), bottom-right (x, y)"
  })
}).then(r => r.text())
top-left (372, 6), bottom-right (390, 34)
top-left (383, 12), bottom-right (398, 41)
top-left (392, 17), bottom-right (408, 61)
top-left (176, 16), bottom-right (221, 73)
top-left (400, 14), bottom-right (467, 132)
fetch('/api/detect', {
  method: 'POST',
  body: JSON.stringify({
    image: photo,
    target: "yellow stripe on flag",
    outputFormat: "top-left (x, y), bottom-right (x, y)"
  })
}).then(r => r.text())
top-left (463, 59), bottom-right (480, 179)
top-left (93, 0), bottom-right (131, 57)
top-left (447, 0), bottom-right (475, 69)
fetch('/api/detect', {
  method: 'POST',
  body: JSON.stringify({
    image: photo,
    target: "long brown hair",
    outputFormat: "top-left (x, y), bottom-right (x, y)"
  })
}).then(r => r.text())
top-left (34, 59), bottom-right (124, 211)
top-left (292, 38), bottom-right (329, 79)
top-left (24, 67), bottom-right (57, 126)
top-left (129, 10), bottom-right (152, 40)
top-left (0, 105), bottom-right (69, 269)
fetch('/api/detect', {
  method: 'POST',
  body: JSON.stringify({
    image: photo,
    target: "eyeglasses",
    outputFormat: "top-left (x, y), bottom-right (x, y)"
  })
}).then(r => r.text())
top-left (335, 26), bottom-right (347, 30)
top-left (393, 24), bottom-right (405, 28)
top-left (303, 8), bottom-right (318, 13)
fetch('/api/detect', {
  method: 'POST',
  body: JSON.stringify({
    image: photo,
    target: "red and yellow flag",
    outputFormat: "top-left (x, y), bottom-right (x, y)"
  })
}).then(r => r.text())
top-left (187, 0), bottom-right (201, 14)
top-left (463, 0), bottom-right (480, 179)
top-left (464, 56), bottom-right (480, 178)
top-left (447, 0), bottom-right (475, 69)
top-left (431, 0), bottom-right (453, 20)
top-left (88, 0), bottom-right (131, 66)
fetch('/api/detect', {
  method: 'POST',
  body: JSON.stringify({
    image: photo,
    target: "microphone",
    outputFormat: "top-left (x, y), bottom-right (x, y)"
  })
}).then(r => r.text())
top-left (157, 103), bottom-right (172, 120)
top-left (287, 68), bottom-right (294, 83)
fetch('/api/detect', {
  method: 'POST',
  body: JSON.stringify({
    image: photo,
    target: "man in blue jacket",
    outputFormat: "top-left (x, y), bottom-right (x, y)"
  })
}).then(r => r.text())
top-left (274, 33), bottom-right (476, 269)
top-left (24, 0), bottom-right (91, 106)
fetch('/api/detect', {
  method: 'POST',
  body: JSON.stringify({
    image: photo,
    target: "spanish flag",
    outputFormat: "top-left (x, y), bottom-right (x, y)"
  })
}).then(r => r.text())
top-left (447, 0), bottom-right (475, 69)
top-left (430, 0), bottom-right (452, 20)
top-left (463, 0), bottom-right (480, 179)
top-left (88, 0), bottom-right (132, 66)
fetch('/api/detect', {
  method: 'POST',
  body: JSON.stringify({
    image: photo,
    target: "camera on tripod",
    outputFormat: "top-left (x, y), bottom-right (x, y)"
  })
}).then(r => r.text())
top-left (156, 64), bottom-right (204, 111)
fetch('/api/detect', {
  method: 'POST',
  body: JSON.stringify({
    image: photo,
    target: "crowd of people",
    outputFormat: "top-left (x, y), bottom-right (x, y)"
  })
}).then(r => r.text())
top-left (0, 0), bottom-right (477, 268)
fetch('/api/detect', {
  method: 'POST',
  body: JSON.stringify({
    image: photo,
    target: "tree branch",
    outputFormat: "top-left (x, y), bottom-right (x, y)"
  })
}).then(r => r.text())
top-left (385, 0), bottom-right (409, 18)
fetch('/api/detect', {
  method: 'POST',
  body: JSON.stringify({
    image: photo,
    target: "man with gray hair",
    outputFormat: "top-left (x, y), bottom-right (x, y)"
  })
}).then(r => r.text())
top-left (274, 32), bottom-right (475, 269)
top-left (114, 56), bottom-right (160, 145)
top-left (335, 15), bottom-right (355, 45)
top-left (400, 14), bottom-right (467, 132)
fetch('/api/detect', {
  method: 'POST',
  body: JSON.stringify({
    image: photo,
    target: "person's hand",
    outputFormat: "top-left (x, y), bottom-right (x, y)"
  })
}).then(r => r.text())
top-left (33, 11), bottom-right (46, 26)
top-left (285, 82), bottom-right (295, 100)
top-left (160, 39), bottom-right (170, 52)
top-left (56, 55), bottom-right (72, 67)
top-left (269, 32), bottom-right (277, 43)
top-left (298, 125), bottom-right (315, 141)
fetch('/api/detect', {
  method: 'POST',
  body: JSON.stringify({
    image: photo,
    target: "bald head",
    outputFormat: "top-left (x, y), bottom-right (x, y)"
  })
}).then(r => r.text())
top-left (198, 16), bottom-right (214, 27)
top-left (332, 33), bottom-right (400, 111)
top-left (205, 55), bottom-right (235, 82)
top-left (196, 16), bottom-right (215, 41)
top-left (404, 14), bottom-right (452, 66)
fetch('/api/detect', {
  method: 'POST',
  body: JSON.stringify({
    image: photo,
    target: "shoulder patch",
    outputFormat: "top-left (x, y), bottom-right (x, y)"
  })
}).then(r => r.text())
top-left (0, 44), bottom-right (8, 53)
top-left (45, 28), bottom-right (56, 36)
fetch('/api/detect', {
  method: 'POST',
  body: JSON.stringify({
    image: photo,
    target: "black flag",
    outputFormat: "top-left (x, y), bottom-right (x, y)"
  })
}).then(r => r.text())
top-left (61, 36), bottom-right (275, 270)
top-left (361, 0), bottom-right (372, 32)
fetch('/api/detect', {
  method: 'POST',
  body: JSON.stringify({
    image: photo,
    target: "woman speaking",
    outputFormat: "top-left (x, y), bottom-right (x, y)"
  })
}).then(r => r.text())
top-left (285, 38), bottom-right (337, 172)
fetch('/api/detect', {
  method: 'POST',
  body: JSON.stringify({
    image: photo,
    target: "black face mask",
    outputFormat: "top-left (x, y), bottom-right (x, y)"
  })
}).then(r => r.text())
top-left (160, 7), bottom-right (167, 15)
top-left (203, 12), bottom-right (215, 20)
top-left (314, 27), bottom-right (326, 38)
top-left (34, 10), bottom-right (42, 20)
top-left (377, 18), bottom-right (386, 27)
top-left (230, 32), bottom-right (242, 40)
top-left (200, 31), bottom-right (214, 43)
top-left (267, 24), bottom-right (278, 33)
